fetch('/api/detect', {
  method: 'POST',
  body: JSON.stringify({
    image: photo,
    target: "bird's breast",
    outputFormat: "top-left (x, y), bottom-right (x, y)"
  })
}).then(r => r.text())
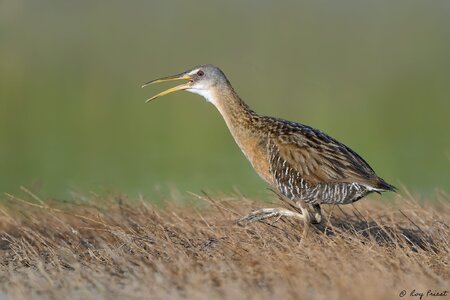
top-left (232, 133), bottom-right (273, 185)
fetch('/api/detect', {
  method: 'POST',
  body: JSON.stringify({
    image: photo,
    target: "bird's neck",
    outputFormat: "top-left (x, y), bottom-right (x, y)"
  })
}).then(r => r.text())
top-left (206, 85), bottom-right (257, 132)
top-left (205, 84), bottom-right (273, 185)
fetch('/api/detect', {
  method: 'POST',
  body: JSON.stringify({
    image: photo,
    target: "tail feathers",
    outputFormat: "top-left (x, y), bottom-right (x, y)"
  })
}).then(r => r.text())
top-left (375, 177), bottom-right (397, 192)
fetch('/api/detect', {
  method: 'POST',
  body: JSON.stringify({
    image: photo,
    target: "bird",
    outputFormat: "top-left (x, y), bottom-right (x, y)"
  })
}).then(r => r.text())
top-left (142, 64), bottom-right (396, 236)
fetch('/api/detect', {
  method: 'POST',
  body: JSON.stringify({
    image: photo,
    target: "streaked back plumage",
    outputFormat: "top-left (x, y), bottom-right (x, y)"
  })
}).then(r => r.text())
top-left (261, 116), bottom-right (396, 204)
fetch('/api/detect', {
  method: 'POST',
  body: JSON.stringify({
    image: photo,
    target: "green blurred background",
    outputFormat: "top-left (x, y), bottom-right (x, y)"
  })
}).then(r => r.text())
top-left (1, 0), bottom-right (449, 200)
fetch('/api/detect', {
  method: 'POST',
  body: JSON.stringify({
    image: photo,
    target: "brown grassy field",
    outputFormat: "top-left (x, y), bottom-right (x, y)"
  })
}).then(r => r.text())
top-left (0, 189), bottom-right (448, 300)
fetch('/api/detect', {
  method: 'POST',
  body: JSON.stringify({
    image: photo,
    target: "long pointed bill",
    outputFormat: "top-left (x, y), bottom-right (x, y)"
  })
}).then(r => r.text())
top-left (142, 73), bottom-right (191, 103)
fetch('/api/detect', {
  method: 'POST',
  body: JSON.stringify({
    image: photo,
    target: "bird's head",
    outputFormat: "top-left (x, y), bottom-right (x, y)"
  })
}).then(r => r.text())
top-left (142, 64), bottom-right (228, 103)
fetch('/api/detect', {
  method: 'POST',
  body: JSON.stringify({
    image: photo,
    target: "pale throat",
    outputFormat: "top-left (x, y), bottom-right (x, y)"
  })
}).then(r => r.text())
top-left (186, 87), bottom-right (247, 124)
top-left (187, 88), bottom-right (217, 105)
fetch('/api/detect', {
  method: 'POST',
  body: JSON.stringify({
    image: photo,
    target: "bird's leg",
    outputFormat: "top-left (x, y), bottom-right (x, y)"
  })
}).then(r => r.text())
top-left (297, 200), bottom-right (312, 238)
top-left (238, 208), bottom-right (305, 225)
top-left (309, 203), bottom-right (322, 224)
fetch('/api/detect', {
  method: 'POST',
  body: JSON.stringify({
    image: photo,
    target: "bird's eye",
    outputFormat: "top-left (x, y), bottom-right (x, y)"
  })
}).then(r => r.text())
top-left (197, 70), bottom-right (204, 76)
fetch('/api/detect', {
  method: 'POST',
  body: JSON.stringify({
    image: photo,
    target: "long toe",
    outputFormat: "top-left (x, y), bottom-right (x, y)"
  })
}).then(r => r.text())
top-left (237, 208), bottom-right (305, 226)
top-left (238, 209), bottom-right (278, 225)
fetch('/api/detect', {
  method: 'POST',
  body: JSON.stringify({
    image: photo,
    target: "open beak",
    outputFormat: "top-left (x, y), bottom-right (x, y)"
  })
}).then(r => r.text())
top-left (142, 72), bottom-right (191, 103)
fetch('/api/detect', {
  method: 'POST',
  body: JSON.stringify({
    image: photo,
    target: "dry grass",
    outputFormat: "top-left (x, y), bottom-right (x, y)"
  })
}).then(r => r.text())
top-left (0, 190), bottom-right (448, 300)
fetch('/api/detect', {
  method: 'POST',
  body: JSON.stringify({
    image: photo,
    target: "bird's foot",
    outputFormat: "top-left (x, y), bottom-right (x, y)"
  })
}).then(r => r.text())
top-left (310, 204), bottom-right (322, 224)
top-left (237, 207), bottom-right (305, 226)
